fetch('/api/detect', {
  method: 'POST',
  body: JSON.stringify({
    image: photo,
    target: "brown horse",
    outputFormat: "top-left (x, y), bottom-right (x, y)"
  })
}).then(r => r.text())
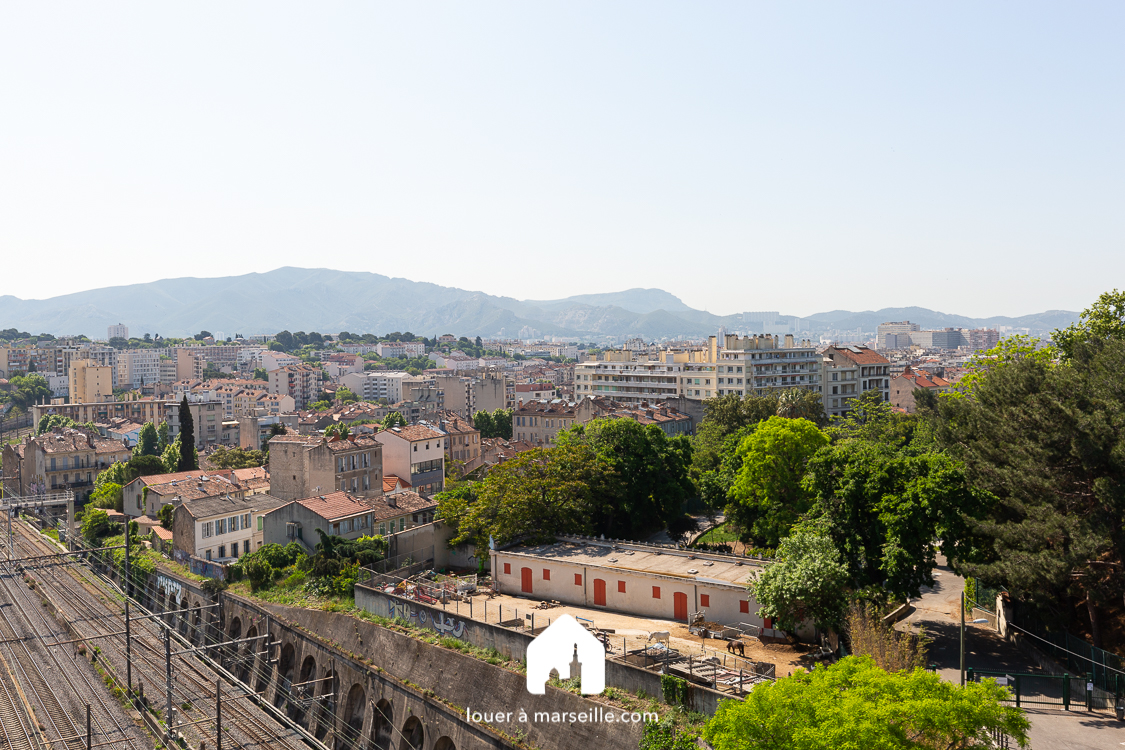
top-left (727, 639), bottom-right (745, 657)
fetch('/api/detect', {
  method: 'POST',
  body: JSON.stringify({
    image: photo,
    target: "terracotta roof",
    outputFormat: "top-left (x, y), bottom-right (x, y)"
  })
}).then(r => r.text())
top-left (376, 425), bottom-right (444, 442)
top-left (895, 366), bottom-right (951, 389)
top-left (825, 346), bottom-right (890, 366)
top-left (368, 490), bottom-right (437, 521)
top-left (181, 493), bottom-right (286, 519)
top-left (383, 475), bottom-right (411, 492)
top-left (151, 526), bottom-right (173, 541)
top-left (325, 435), bottom-right (381, 452)
top-left (33, 429), bottom-right (129, 455)
top-left (232, 467), bottom-right (268, 482)
top-left (294, 491), bottom-right (372, 521)
top-left (514, 399), bottom-right (576, 415)
top-left (136, 469), bottom-right (235, 487)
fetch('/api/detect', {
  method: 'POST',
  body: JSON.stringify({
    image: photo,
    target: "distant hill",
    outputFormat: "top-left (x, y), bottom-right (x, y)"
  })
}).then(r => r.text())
top-left (0, 267), bottom-right (1079, 340)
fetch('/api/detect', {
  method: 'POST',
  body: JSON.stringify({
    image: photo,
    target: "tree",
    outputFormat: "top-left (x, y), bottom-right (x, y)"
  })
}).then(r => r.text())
top-left (134, 422), bottom-right (160, 457)
top-left (556, 418), bottom-right (694, 538)
top-left (1053, 288), bottom-right (1125, 361)
top-left (7, 374), bottom-right (51, 411)
top-left (381, 412), bottom-right (407, 430)
top-left (159, 503), bottom-right (175, 529)
top-left (37, 414), bottom-right (77, 435)
top-left (127, 454), bottom-right (166, 478)
top-left (804, 440), bottom-right (984, 601)
top-left (89, 482), bottom-right (124, 513)
top-left (703, 656), bottom-right (1030, 750)
top-left (776, 388), bottom-right (827, 425)
top-left (491, 408), bottom-right (513, 440)
top-left (178, 396), bottom-right (197, 471)
top-left (727, 416), bottom-right (829, 547)
top-left (81, 508), bottom-right (113, 543)
top-left (206, 446), bottom-right (266, 469)
top-left (324, 423), bottom-right (351, 440)
top-left (702, 392), bottom-right (785, 435)
top-left (253, 368), bottom-right (268, 381)
top-left (750, 524), bottom-right (849, 632)
top-left (440, 445), bottom-right (609, 551)
top-left (274, 330), bottom-right (295, 351)
top-left (197, 330), bottom-right (212, 340)
top-left (157, 421), bottom-right (170, 452)
top-left (931, 333), bottom-right (1125, 642)
top-left (475, 336), bottom-right (483, 348)
top-left (473, 410), bottom-right (495, 438)
top-left (336, 386), bottom-right (358, 404)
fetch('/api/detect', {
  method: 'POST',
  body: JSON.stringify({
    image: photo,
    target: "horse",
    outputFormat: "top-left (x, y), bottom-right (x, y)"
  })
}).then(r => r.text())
top-left (727, 639), bottom-right (745, 657)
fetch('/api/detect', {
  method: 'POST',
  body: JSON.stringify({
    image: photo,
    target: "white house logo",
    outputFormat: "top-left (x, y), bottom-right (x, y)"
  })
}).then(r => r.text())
top-left (526, 614), bottom-right (605, 695)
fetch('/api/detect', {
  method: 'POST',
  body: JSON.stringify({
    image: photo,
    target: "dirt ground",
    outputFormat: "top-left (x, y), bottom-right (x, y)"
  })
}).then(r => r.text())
top-left (429, 589), bottom-right (811, 677)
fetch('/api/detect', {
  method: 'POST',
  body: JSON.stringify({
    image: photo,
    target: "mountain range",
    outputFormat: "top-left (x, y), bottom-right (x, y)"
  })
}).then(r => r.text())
top-left (0, 267), bottom-right (1079, 341)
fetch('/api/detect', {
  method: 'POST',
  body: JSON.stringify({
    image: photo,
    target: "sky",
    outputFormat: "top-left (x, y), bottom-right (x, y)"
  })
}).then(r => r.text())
top-left (1, 2), bottom-right (1122, 318)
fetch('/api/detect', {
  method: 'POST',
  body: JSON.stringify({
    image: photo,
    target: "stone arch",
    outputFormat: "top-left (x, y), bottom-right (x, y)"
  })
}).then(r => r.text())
top-left (227, 617), bottom-right (242, 667)
top-left (337, 683), bottom-right (365, 750)
top-left (314, 668), bottom-right (338, 742)
top-left (177, 595), bottom-right (189, 637)
top-left (291, 655), bottom-right (317, 726)
top-left (275, 643), bottom-right (296, 709)
top-left (433, 738), bottom-right (456, 750)
top-left (370, 699), bottom-right (393, 750)
top-left (191, 602), bottom-right (202, 646)
top-left (238, 625), bottom-right (257, 684)
top-left (254, 627), bottom-right (272, 694)
top-left (398, 716), bottom-right (424, 750)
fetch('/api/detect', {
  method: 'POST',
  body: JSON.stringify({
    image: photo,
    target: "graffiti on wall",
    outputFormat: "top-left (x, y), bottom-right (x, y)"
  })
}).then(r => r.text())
top-left (388, 598), bottom-right (466, 639)
top-left (157, 574), bottom-right (183, 607)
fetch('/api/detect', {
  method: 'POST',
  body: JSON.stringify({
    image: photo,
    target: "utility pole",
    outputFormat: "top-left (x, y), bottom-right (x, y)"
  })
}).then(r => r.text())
top-left (165, 628), bottom-right (174, 746)
top-left (86, 703), bottom-right (91, 750)
top-left (960, 590), bottom-right (966, 686)
top-left (124, 523), bottom-right (132, 696)
top-left (216, 678), bottom-right (222, 750)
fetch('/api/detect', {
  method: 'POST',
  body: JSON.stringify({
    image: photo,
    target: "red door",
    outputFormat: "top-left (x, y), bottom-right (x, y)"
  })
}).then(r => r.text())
top-left (593, 578), bottom-right (606, 606)
top-left (521, 567), bottom-right (533, 594)
top-left (674, 592), bottom-right (688, 621)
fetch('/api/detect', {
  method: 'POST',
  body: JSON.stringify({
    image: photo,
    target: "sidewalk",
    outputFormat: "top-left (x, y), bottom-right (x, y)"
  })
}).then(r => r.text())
top-left (898, 558), bottom-right (1121, 749)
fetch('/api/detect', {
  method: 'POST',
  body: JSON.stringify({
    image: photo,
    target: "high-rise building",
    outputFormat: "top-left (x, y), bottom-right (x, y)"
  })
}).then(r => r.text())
top-left (108, 323), bottom-right (129, 340)
top-left (69, 359), bottom-right (114, 404)
top-left (876, 321), bottom-right (920, 350)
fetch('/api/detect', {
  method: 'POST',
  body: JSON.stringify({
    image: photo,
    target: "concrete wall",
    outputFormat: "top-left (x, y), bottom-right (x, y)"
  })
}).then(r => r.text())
top-left (356, 584), bottom-right (731, 717)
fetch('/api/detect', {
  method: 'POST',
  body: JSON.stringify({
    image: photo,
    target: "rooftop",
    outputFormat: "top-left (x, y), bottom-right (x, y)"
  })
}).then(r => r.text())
top-left (293, 491), bottom-right (373, 521)
top-left (500, 536), bottom-right (767, 587)
top-left (181, 493), bottom-right (286, 519)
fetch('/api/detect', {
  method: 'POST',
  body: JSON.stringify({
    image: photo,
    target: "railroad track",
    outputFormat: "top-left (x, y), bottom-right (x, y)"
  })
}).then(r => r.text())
top-left (0, 654), bottom-right (37, 750)
top-left (10, 519), bottom-right (316, 750)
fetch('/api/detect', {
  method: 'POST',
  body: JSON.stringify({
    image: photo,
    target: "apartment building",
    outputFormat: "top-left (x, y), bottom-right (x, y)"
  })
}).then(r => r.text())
top-left (107, 323), bottom-right (129, 340)
top-left (32, 398), bottom-right (166, 426)
top-left (433, 374), bottom-right (505, 418)
top-left (372, 425), bottom-right (446, 498)
top-left (69, 359), bottom-right (114, 403)
top-left (573, 352), bottom-right (682, 405)
top-left (376, 341), bottom-right (425, 358)
top-left (123, 469), bottom-right (245, 519)
top-left (514, 382), bottom-right (558, 405)
top-left (822, 345), bottom-right (892, 418)
top-left (175, 348), bottom-right (205, 381)
top-left (116, 350), bottom-right (162, 389)
top-left (513, 399), bottom-right (576, 446)
top-left (173, 493), bottom-right (287, 562)
top-left (2, 428), bottom-right (130, 502)
top-left (268, 433), bottom-right (384, 501)
top-left (165, 399), bottom-right (226, 450)
top-left (967, 329), bottom-right (1001, 351)
top-left (435, 412), bottom-right (482, 473)
top-left (876, 321), bottom-right (922, 350)
top-left (269, 364), bottom-right (320, 410)
top-left (706, 334), bottom-right (822, 398)
top-left (339, 371), bottom-right (419, 404)
top-left (574, 397), bottom-right (693, 437)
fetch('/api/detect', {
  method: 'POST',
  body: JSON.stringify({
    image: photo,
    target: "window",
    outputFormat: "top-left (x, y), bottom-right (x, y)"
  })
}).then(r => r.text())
top-left (202, 522), bottom-right (213, 539)
top-left (218, 545), bottom-right (226, 558)
top-left (413, 444), bottom-right (417, 452)
top-left (379, 523), bottom-right (386, 535)
top-left (543, 569), bottom-right (551, 581)
top-left (574, 573), bottom-right (582, 585)
top-left (739, 600), bottom-right (749, 614)
top-left (243, 513), bottom-right (250, 529)
top-left (700, 594), bottom-right (710, 607)
top-left (257, 516), bottom-right (263, 531)
top-left (503, 563), bottom-right (511, 575)
top-left (618, 581), bottom-right (626, 593)
top-left (652, 586), bottom-right (661, 599)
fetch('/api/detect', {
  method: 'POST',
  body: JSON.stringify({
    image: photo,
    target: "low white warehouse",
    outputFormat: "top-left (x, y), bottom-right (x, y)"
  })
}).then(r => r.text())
top-left (491, 536), bottom-right (776, 630)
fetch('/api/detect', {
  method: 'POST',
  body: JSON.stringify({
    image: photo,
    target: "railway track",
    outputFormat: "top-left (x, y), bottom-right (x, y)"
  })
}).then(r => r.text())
top-left (0, 652), bottom-right (38, 750)
top-left (0, 534), bottom-right (149, 750)
top-left (9, 518), bottom-right (316, 750)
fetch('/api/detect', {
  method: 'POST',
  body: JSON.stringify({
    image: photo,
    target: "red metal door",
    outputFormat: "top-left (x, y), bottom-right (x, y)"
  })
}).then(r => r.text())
top-left (674, 592), bottom-right (688, 621)
top-left (593, 578), bottom-right (606, 606)
top-left (521, 567), bottom-right (533, 594)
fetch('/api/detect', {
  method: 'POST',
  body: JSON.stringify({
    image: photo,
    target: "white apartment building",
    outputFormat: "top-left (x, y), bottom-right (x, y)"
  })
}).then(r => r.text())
top-left (339, 371), bottom-right (419, 404)
top-left (573, 354), bottom-right (683, 405)
top-left (107, 323), bottom-right (129, 340)
top-left (709, 334), bottom-right (821, 397)
top-left (117, 350), bottom-right (162, 389)
top-left (876, 321), bottom-right (921, 350)
top-left (376, 341), bottom-right (426, 358)
top-left (821, 345), bottom-right (891, 418)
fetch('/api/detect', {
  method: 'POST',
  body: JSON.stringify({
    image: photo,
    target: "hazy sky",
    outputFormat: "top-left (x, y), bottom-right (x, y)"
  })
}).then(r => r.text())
top-left (2, 3), bottom-right (1122, 317)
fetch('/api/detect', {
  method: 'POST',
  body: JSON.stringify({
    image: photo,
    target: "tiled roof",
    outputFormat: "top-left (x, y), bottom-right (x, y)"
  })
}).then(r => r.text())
top-left (514, 399), bottom-right (576, 415)
top-left (826, 346), bottom-right (890, 365)
top-left (325, 435), bottom-right (381, 452)
top-left (368, 490), bottom-right (436, 521)
top-left (182, 493), bottom-right (286, 519)
top-left (376, 425), bottom-right (444, 442)
top-left (895, 366), bottom-right (951, 389)
top-left (294, 491), bottom-right (372, 521)
top-left (231, 467), bottom-right (268, 482)
top-left (33, 429), bottom-right (129, 455)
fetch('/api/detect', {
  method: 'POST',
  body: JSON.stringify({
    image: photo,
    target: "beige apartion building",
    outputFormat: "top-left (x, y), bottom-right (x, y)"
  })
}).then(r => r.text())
top-left (69, 359), bottom-right (114, 403)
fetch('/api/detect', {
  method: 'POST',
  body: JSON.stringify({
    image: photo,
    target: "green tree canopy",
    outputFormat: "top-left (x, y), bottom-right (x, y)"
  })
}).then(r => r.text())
top-left (727, 416), bottom-right (829, 547)
top-left (89, 482), bottom-right (124, 513)
top-left (472, 410), bottom-right (495, 437)
top-left (1053, 288), bottom-right (1125, 361)
top-left (381, 412), bottom-right (407, 429)
top-left (177, 396), bottom-right (197, 471)
top-left (556, 418), bottom-right (693, 539)
top-left (750, 524), bottom-right (849, 631)
top-left (134, 422), bottom-right (160, 457)
top-left (703, 656), bottom-right (1030, 750)
top-left (206, 446), bottom-right (266, 469)
top-left (336, 386), bottom-right (358, 404)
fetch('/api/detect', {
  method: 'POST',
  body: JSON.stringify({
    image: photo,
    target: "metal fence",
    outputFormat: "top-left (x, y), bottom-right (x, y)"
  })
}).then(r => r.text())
top-left (968, 668), bottom-right (1113, 711)
top-left (1009, 603), bottom-right (1125, 697)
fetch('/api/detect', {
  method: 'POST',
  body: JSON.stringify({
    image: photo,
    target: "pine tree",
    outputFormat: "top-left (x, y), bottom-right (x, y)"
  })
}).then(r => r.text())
top-left (178, 396), bottom-right (197, 471)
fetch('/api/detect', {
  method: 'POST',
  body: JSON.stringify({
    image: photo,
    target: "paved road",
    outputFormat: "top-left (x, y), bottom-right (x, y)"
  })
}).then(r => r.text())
top-left (899, 558), bottom-right (1122, 749)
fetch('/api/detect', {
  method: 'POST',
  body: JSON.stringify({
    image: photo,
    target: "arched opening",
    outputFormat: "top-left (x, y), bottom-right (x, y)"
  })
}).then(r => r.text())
top-left (275, 643), bottom-right (295, 710)
top-left (291, 655), bottom-right (317, 726)
top-left (433, 738), bottom-right (456, 750)
top-left (239, 625), bottom-right (257, 684)
top-left (177, 596), bottom-right (189, 636)
top-left (338, 684), bottom-right (365, 750)
top-left (191, 603), bottom-right (202, 646)
top-left (314, 668), bottom-right (338, 741)
top-left (227, 617), bottom-right (242, 667)
top-left (370, 699), bottom-right (393, 750)
top-left (398, 717), bottom-right (424, 750)
top-left (255, 628), bottom-right (272, 693)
